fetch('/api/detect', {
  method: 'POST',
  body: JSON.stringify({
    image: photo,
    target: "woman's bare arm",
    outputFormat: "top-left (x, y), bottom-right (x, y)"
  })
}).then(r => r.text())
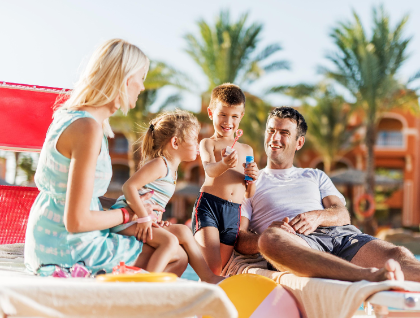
top-left (60, 118), bottom-right (124, 233)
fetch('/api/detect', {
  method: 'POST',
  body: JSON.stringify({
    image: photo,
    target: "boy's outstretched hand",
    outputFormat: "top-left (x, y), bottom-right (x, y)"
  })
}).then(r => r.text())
top-left (221, 148), bottom-right (238, 168)
top-left (243, 162), bottom-right (259, 184)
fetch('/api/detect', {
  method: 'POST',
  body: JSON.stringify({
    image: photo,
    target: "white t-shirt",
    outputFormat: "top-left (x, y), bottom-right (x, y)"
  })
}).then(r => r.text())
top-left (241, 166), bottom-right (346, 234)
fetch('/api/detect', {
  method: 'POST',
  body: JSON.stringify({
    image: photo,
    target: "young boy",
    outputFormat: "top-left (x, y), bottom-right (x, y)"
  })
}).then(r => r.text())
top-left (192, 83), bottom-right (259, 275)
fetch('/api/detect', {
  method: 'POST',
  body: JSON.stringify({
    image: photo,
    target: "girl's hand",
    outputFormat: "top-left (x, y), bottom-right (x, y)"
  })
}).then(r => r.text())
top-left (221, 148), bottom-right (238, 168)
top-left (134, 221), bottom-right (153, 242)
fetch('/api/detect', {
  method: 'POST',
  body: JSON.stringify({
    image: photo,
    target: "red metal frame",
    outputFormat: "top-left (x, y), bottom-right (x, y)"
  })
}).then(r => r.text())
top-left (0, 82), bottom-right (69, 152)
top-left (0, 185), bottom-right (39, 244)
top-left (0, 82), bottom-right (69, 244)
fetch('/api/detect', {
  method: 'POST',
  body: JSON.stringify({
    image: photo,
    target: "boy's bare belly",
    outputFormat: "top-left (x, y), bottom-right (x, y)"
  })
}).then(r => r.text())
top-left (200, 169), bottom-right (246, 204)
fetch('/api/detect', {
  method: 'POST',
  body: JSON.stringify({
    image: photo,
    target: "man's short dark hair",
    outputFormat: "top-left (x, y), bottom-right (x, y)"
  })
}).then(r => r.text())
top-left (267, 106), bottom-right (308, 139)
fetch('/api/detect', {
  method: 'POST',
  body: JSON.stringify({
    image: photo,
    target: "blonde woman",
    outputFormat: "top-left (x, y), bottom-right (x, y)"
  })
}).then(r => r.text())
top-left (24, 39), bottom-right (188, 275)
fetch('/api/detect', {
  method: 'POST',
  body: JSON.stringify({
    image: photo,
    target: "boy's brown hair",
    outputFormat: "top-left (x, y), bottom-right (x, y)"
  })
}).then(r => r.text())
top-left (208, 83), bottom-right (246, 112)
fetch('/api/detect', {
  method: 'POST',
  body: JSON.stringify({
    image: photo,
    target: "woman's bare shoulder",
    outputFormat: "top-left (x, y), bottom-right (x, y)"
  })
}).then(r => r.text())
top-left (58, 117), bottom-right (102, 158)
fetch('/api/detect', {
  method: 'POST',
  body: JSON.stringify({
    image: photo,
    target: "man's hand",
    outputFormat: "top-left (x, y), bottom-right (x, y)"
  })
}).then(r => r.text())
top-left (268, 217), bottom-right (296, 234)
top-left (221, 148), bottom-right (238, 168)
top-left (289, 211), bottom-right (322, 235)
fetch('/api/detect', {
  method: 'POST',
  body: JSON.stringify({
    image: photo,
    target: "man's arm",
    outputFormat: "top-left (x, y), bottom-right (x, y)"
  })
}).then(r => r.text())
top-left (235, 217), bottom-right (260, 255)
top-left (289, 195), bottom-right (350, 235)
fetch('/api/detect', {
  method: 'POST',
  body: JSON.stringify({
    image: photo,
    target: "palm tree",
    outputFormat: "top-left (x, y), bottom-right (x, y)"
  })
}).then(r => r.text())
top-left (240, 93), bottom-right (272, 165)
top-left (110, 61), bottom-right (187, 175)
top-left (302, 88), bottom-right (359, 174)
top-left (320, 6), bottom-right (419, 231)
top-left (185, 10), bottom-right (289, 90)
top-left (185, 10), bottom-right (289, 160)
top-left (18, 154), bottom-right (37, 183)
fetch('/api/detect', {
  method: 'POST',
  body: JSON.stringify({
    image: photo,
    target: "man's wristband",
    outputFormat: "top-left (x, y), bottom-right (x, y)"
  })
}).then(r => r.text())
top-left (121, 208), bottom-right (130, 224)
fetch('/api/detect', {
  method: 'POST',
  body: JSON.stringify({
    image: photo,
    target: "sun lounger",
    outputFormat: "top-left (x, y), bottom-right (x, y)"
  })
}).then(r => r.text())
top-left (223, 250), bottom-right (420, 318)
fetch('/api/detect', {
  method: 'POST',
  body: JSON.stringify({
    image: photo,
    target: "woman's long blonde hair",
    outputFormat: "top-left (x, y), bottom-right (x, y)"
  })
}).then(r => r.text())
top-left (57, 39), bottom-right (149, 137)
top-left (140, 109), bottom-right (200, 167)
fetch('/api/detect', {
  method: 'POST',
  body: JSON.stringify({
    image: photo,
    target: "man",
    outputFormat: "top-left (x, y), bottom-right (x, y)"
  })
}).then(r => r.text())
top-left (235, 106), bottom-right (420, 282)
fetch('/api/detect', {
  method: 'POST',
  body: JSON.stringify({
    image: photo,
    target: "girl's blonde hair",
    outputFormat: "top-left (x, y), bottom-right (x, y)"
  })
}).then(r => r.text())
top-left (140, 109), bottom-right (200, 167)
top-left (57, 39), bottom-right (149, 137)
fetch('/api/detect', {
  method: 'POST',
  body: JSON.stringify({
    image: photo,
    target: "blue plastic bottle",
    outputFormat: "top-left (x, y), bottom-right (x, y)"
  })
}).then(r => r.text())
top-left (244, 156), bottom-right (254, 181)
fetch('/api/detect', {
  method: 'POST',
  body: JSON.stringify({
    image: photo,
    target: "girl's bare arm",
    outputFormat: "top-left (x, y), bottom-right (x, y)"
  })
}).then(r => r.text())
top-left (122, 158), bottom-right (166, 218)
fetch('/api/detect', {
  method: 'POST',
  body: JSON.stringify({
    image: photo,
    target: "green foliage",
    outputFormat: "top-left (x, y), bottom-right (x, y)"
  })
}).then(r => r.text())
top-left (18, 155), bottom-right (36, 182)
top-left (321, 5), bottom-right (419, 122)
top-left (185, 10), bottom-right (290, 90)
top-left (269, 84), bottom-right (316, 99)
top-left (240, 93), bottom-right (272, 163)
top-left (303, 88), bottom-right (358, 173)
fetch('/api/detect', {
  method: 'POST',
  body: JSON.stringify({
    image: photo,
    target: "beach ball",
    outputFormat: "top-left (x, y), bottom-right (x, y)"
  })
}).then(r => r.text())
top-left (218, 274), bottom-right (301, 318)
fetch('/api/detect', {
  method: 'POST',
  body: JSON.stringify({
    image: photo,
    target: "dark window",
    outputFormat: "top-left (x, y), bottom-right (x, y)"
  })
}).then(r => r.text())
top-left (111, 164), bottom-right (130, 185)
top-left (113, 136), bottom-right (129, 153)
top-left (376, 131), bottom-right (403, 147)
top-left (190, 166), bottom-right (200, 184)
top-left (376, 118), bottom-right (404, 148)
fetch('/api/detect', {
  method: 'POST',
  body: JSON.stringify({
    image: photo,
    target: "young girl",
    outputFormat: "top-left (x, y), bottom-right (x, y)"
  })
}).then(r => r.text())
top-left (110, 110), bottom-right (223, 284)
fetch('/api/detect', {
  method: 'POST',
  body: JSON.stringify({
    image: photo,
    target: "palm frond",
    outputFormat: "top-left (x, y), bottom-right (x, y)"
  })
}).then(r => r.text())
top-left (184, 9), bottom-right (289, 90)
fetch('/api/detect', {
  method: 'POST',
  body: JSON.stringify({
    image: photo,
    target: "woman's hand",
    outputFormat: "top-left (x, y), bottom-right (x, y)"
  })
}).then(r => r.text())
top-left (125, 191), bottom-right (165, 223)
top-left (156, 220), bottom-right (172, 227)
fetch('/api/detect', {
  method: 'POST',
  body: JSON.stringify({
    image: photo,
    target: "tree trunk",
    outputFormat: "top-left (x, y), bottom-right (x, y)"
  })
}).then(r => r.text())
top-left (13, 152), bottom-right (19, 185)
top-left (127, 137), bottom-right (136, 177)
top-left (363, 122), bottom-right (378, 235)
top-left (323, 157), bottom-right (332, 174)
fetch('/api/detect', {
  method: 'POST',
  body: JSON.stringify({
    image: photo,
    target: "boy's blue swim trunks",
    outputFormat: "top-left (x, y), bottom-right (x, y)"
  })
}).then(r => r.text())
top-left (191, 192), bottom-right (241, 246)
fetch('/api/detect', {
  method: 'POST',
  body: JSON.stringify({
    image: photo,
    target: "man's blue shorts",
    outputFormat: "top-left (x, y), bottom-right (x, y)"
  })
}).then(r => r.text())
top-left (267, 225), bottom-right (377, 270)
top-left (296, 225), bottom-right (377, 261)
top-left (191, 192), bottom-right (241, 246)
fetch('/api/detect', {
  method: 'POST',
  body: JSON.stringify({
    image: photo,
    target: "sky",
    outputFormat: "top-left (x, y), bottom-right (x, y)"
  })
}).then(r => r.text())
top-left (1, 0), bottom-right (420, 182)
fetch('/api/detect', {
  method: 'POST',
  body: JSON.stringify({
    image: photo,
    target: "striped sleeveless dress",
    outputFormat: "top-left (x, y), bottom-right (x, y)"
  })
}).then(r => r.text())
top-left (110, 156), bottom-right (177, 233)
top-left (24, 109), bottom-right (142, 274)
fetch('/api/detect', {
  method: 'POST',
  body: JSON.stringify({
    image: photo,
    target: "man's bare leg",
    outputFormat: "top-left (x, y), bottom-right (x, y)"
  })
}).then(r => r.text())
top-left (259, 227), bottom-right (404, 282)
top-left (351, 239), bottom-right (420, 282)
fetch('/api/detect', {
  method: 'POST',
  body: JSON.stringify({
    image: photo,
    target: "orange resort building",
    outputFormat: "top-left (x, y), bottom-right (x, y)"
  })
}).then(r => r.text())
top-left (296, 108), bottom-right (420, 228)
top-left (107, 107), bottom-right (420, 228)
